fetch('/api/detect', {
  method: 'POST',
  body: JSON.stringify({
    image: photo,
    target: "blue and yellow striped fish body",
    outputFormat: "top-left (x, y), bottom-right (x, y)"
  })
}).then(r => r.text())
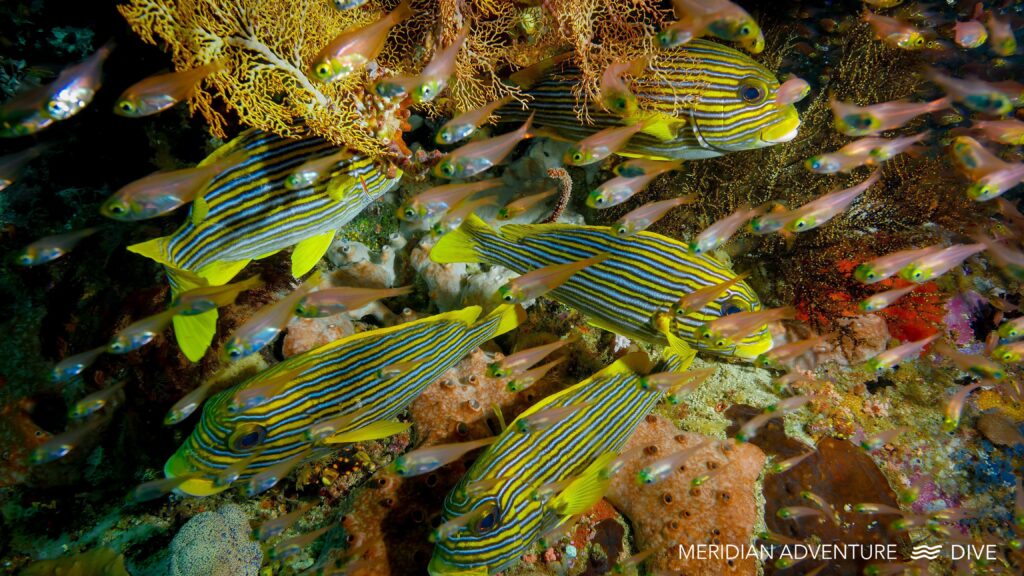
top-left (430, 215), bottom-right (771, 360)
top-left (164, 304), bottom-right (523, 497)
top-left (501, 40), bottom-right (800, 160)
top-left (127, 129), bottom-right (402, 361)
top-left (429, 351), bottom-right (687, 575)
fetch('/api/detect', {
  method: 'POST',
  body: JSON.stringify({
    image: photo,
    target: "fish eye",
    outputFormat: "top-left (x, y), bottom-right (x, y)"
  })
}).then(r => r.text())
top-left (118, 101), bottom-right (135, 113)
top-left (228, 347), bottom-right (243, 359)
top-left (738, 79), bottom-right (766, 104)
top-left (616, 226), bottom-right (627, 235)
top-left (739, 25), bottom-right (751, 37)
top-left (403, 208), bottom-right (416, 218)
top-left (595, 196), bottom-right (605, 205)
top-left (613, 97), bottom-right (627, 111)
top-left (315, 63), bottom-right (331, 77)
top-left (440, 163), bottom-right (455, 177)
top-left (572, 152), bottom-right (583, 163)
top-left (474, 506), bottom-right (500, 534)
top-left (229, 424), bottom-right (267, 452)
top-left (16, 254), bottom-right (32, 265)
top-left (721, 298), bottom-right (746, 316)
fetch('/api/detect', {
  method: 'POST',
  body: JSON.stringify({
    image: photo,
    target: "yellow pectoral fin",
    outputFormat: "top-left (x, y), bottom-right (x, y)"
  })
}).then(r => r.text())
top-left (173, 311), bottom-right (218, 363)
top-left (196, 259), bottom-right (251, 287)
top-left (631, 112), bottom-right (686, 142)
top-left (326, 174), bottom-right (358, 202)
top-left (127, 236), bottom-right (172, 267)
top-left (191, 195), bottom-right (210, 225)
top-left (550, 452), bottom-right (617, 516)
top-left (323, 420), bottom-right (411, 444)
top-left (291, 231), bottom-right (335, 278)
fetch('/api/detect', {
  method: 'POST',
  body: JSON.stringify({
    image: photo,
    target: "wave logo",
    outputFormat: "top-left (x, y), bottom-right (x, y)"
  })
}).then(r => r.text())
top-left (909, 544), bottom-right (943, 560)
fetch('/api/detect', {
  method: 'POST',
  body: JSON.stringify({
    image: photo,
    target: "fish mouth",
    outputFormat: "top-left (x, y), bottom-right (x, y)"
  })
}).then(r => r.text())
top-left (760, 106), bottom-right (801, 143)
top-left (164, 446), bottom-right (227, 497)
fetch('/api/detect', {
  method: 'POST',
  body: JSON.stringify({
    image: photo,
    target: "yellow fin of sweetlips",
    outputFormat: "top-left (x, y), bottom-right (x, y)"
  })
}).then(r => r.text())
top-left (127, 236), bottom-right (172, 267)
top-left (173, 311), bottom-right (218, 363)
top-left (291, 230), bottom-right (335, 278)
top-left (429, 213), bottom-right (496, 264)
top-left (164, 447), bottom-right (228, 497)
top-left (498, 221), bottom-right (581, 244)
top-left (195, 259), bottom-right (251, 287)
top-left (254, 249), bottom-right (281, 260)
top-left (323, 419), bottom-right (412, 444)
top-left (651, 312), bottom-right (697, 369)
top-left (550, 451), bottom-right (618, 516)
top-left (191, 194), bottom-right (210, 225)
top-left (326, 174), bottom-right (358, 202)
top-left (480, 303), bottom-right (526, 339)
top-left (628, 111), bottom-right (686, 142)
top-left (514, 351), bottom-right (650, 423)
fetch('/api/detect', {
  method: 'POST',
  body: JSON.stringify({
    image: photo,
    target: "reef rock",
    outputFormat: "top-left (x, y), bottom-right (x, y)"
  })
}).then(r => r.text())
top-left (282, 316), bottom-right (355, 357)
top-left (168, 504), bottom-right (262, 576)
top-left (817, 314), bottom-right (891, 366)
top-left (605, 414), bottom-right (765, 575)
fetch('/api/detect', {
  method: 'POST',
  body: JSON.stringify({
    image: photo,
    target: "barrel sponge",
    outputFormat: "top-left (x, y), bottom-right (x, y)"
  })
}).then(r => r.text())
top-left (169, 504), bottom-right (262, 576)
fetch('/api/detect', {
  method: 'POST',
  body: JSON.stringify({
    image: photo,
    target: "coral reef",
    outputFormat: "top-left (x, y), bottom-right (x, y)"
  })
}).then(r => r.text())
top-left (167, 504), bottom-right (262, 576)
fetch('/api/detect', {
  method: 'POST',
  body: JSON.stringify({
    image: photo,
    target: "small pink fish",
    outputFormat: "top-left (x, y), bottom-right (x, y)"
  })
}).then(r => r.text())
top-left (498, 254), bottom-right (610, 303)
top-left (638, 367), bottom-right (715, 393)
top-left (248, 449), bottom-right (310, 496)
top-left (564, 120), bottom-right (652, 166)
top-left (436, 96), bottom-right (513, 145)
top-left (831, 96), bottom-right (949, 136)
top-left (612, 195), bottom-right (695, 236)
top-left (637, 441), bottom-right (709, 484)
top-left (514, 402), bottom-right (592, 434)
top-left (862, 10), bottom-right (927, 50)
top-left (997, 198), bottom-right (1024, 235)
top-left (755, 335), bottom-right (827, 369)
top-left (853, 245), bottom-right (944, 283)
top-left (430, 194), bottom-right (498, 235)
top-left (973, 119), bottom-right (1024, 146)
top-left (295, 285), bottom-right (412, 317)
top-left (269, 525), bottom-right (333, 561)
top-left (898, 243), bottom-right (985, 282)
top-left (127, 475), bottom-right (195, 503)
top-left (853, 502), bottom-right (904, 515)
top-left (663, 368), bottom-right (715, 404)
top-left (974, 233), bottom-right (1024, 280)
top-left (223, 271), bottom-right (321, 360)
top-left (690, 204), bottom-right (764, 252)
top-left (859, 284), bottom-right (915, 312)
top-left (69, 381), bottom-right (126, 419)
top-left (800, 490), bottom-right (839, 525)
top-left (254, 503), bottom-right (313, 541)
top-left (935, 341), bottom-right (1005, 381)
top-left (776, 77), bottom-right (810, 105)
top-left (967, 162), bottom-right (1024, 202)
top-left (950, 136), bottom-right (1014, 181)
top-left (586, 168), bottom-right (682, 209)
top-left (102, 153), bottom-right (244, 220)
top-left (804, 139), bottom-right (881, 174)
top-left (114, 60), bottom-right (227, 117)
top-left (16, 228), bottom-right (97, 266)
top-left (497, 187), bottom-right (557, 221)
top-left (701, 306), bottom-right (795, 342)
top-left (172, 276), bottom-right (264, 316)
top-left (30, 417), bottom-right (106, 464)
top-left (0, 145), bottom-right (45, 191)
top-left (310, 0), bottom-right (414, 82)
top-left (953, 20), bottom-right (988, 49)
top-left (433, 115), bottom-right (533, 179)
top-left (51, 346), bottom-right (106, 382)
top-left (164, 380), bottom-right (215, 425)
top-left (986, 13), bottom-right (1017, 57)
top-left (599, 56), bottom-right (648, 116)
top-left (669, 273), bottom-right (750, 316)
top-left (284, 149), bottom-right (353, 190)
top-left (398, 178), bottom-right (502, 222)
top-left (927, 70), bottom-right (1014, 115)
top-left (942, 380), bottom-right (986, 432)
top-left (766, 450), bottom-right (814, 474)
top-left (613, 158), bottom-right (686, 178)
top-left (375, 24), bottom-right (469, 103)
top-left (865, 335), bottom-right (938, 373)
top-left (777, 505), bottom-right (826, 521)
top-left (487, 337), bottom-right (577, 378)
top-left (391, 436), bottom-right (497, 477)
top-left (108, 308), bottom-right (179, 354)
top-left (783, 168), bottom-right (881, 233)
top-left (506, 358), bottom-right (563, 392)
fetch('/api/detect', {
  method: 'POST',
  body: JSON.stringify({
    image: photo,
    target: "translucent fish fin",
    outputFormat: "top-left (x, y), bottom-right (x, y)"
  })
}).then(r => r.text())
top-left (323, 420), bottom-right (411, 444)
top-left (191, 195), bottom-right (210, 225)
top-left (585, 315), bottom-right (624, 337)
top-left (429, 213), bottom-right (496, 264)
top-left (291, 231), bottom-right (335, 278)
top-left (195, 259), bottom-right (250, 287)
top-left (127, 236), bottom-right (172, 268)
top-left (550, 451), bottom-right (617, 516)
top-left (173, 311), bottom-right (218, 363)
top-left (478, 303), bottom-right (525, 339)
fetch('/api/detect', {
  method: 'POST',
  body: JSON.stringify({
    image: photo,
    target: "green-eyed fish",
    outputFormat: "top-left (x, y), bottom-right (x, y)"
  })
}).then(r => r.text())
top-left (391, 437), bottom-right (497, 477)
top-left (437, 97), bottom-right (513, 145)
top-left (993, 341), bottom-right (1024, 363)
top-left (691, 204), bottom-right (763, 252)
top-left (375, 25), bottom-right (469, 104)
top-left (658, 0), bottom-right (764, 53)
top-left (30, 417), bottom-right (106, 465)
top-left (950, 136), bottom-right (1012, 181)
top-left (954, 19), bottom-right (987, 49)
top-left (69, 381), bottom-right (126, 419)
top-left (431, 195), bottom-right (500, 236)
top-left (934, 341), bottom-right (1005, 381)
top-left (831, 97), bottom-right (949, 137)
top-left (507, 358), bottom-right (564, 392)
top-left (127, 129), bottom-right (401, 362)
top-left (564, 120), bottom-right (653, 166)
top-left (223, 271), bottom-right (321, 361)
top-left (114, 60), bottom-right (227, 117)
top-left (429, 350), bottom-right (692, 575)
top-left (101, 153), bottom-right (244, 220)
top-left (164, 380), bottom-right (216, 426)
top-left (973, 119), bottom-right (1024, 146)
top-left (1, 42), bottom-right (113, 137)
top-left (997, 316), bottom-right (1024, 342)
top-left (16, 228), bottom-right (97, 266)
top-left (433, 115), bottom-right (533, 179)
top-left (500, 39), bottom-right (800, 160)
top-left (498, 254), bottom-right (610, 304)
top-left (613, 195), bottom-right (695, 236)
top-left (967, 163), bottom-right (1024, 202)
top-left (637, 440), bottom-right (709, 485)
top-left (927, 70), bottom-right (1014, 116)
top-left (311, 0), bottom-right (414, 83)
top-left (430, 214), bottom-right (771, 359)
top-left (987, 13), bottom-right (1017, 57)
top-left (51, 346), bottom-right (106, 383)
top-left (942, 380), bottom-right (986, 432)
top-left (587, 161), bottom-right (683, 208)
top-left (776, 77), bottom-right (810, 105)
top-left (496, 187), bottom-right (557, 221)
top-left (164, 304), bottom-right (522, 496)
top-left (754, 334), bottom-right (826, 370)
top-left (865, 334), bottom-right (938, 373)
top-left (108, 308), bottom-right (180, 354)
top-left (487, 336), bottom-right (576, 378)
top-left (171, 275), bottom-right (264, 316)
top-left (399, 179), bottom-right (503, 222)
top-left (295, 285), bottom-right (412, 317)
top-left (854, 245), bottom-right (944, 284)
top-left (897, 243), bottom-right (985, 282)
top-left (781, 168), bottom-right (881, 233)
top-left (862, 10), bottom-right (926, 50)
top-left (859, 284), bottom-right (915, 312)
top-left (284, 149), bottom-right (353, 190)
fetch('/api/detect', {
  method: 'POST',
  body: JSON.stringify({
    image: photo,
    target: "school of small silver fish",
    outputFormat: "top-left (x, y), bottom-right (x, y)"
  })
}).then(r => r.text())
top-left (3, 0), bottom-right (1024, 574)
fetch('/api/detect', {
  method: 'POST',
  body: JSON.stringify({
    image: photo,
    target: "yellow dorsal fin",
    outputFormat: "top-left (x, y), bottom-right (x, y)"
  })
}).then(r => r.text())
top-left (323, 420), bottom-right (411, 444)
top-left (550, 451), bottom-right (618, 516)
top-left (429, 213), bottom-right (497, 264)
top-left (173, 311), bottom-right (218, 363)
top-left (291, 231), bottom-right (335, 277)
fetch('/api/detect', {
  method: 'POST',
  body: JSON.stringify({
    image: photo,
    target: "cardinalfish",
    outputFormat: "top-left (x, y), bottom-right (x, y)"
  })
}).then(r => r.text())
top-left (755, 335), bottom-right (826, 370)
top-left (599, 57), bottom-right (648, 118)
top-left (612, 196), bottom-right (695, 236)
top-left (164, 379), bottom-right (216, 426)
top-left (433, 116), bottom-right (533, 179)
top-left (997, 316), bottom-right (1024, 342)
top-left (854, 245), bottom-right (943, 284)
top-left (967, 162), bottom-right (1024, 202)
top-left (0, 145), bottom-right (45, 191)
top-left (775, 169), bottom-right (880, 233)
top-left (897, 243), bottom-right (985, 282)
top-left (101, 153), bottom-right (244, 220)
top-left (15, 228), bottom-right (97, 266)
top-left (295, 285), bottom-right (412, 317)
top-left (430, 214), bottom-right (770, 359)
top-left (52, 346), bottom-right (106, 383)
top-left (375, 25), bottom-right (468, 103)
top-left (164, 304), bottom-right (522, 496)
top-left (830, 97), bottom-right (948, 136)
top-left (1, 42), bottom-right (113, 137)
top-left (776, 77), bottom-right (811, 106)
top-left (436, 97), bottom-right (513, 145)
top-left (993, 341), bottom-right (1024, 363)
top-left (487, 337), bottom-right (576, 378)
top-left (859, 284), bottom-right (915, 312)
top-left (587, 161), bottom-right (684, 208)
top-left (390, 437), bottom-right (497, 477)
top-left (127, 129), bottom-right (401, 362)
top-left (942, 381), bottom-right (987, 432)
top-left (973, 119), bottom-right (1024, 146)
top-left (694, 204), bottom-right (764, 252)
top-left (564, 120), bottom-right (653, 166)
top-left (499, 40), bottom-right (800, 160)
top-left (114, 60), bottom-right (226, 117)
top-left (927, 70), bottom-right (1014, 116)
top-left (637, 440), bottom-right (710, 484)
top-left (108, 308), bottom-right (180, 354)
top-left (70, 382), bottom-right (126, 419)
top-left (734, 395), bottom-right (814, 442)
top-left (934, 341), bottom-right (1005, 381)
top-left (658, 0), bottom-right (764, 54)
top-left (695, 306), bottom-right (794, 351)
top-left (954, 20), bottom-right (987, 49)
top-left (430, 195), bottom-right (500, 236)
top-left (497, 187), bottom-right (557, 221)
top-left (311, 0), bottom-right (414, 83)
top-left (171, 276), bottom-right (263, 316)
top-left (986, 13), bottom-right (1017, 57)
top-left (223, 272), bottom-right (321, 361)
top-left (865, 334), bottom-right (938, 373)
top-left (805, 133), bottom-right (926, 174)
top-left (399, 179), bottom-right (503, 223)
top-left (498, 254), bottom-right (610, 304)
top-left (862, 10), bottom-right (927, 50)
top-left (950, 136), bottom-right (1013, 181)
top-left (429, 351), bottom-right (690, 575)
top-left (507, 358), bottom-right (565, 392)
top-left (284, 150), bottom-right (354, 190)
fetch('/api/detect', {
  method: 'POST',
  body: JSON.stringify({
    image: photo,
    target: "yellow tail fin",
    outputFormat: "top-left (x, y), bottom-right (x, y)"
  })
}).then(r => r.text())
top-left (429, 213), bottom-right (498, 264)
